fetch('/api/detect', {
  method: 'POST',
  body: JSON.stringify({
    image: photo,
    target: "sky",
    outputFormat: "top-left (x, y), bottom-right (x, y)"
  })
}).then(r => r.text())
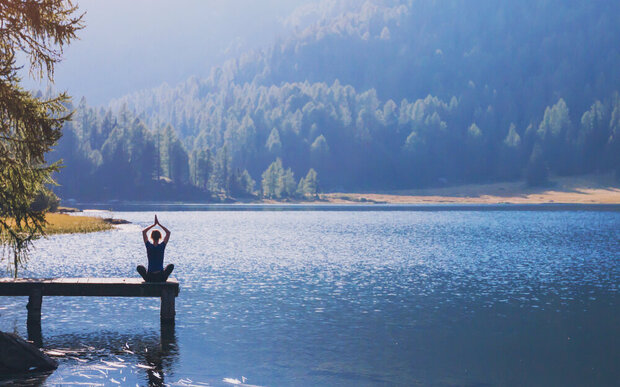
top-left (20, 0), bottom-right (315, 105)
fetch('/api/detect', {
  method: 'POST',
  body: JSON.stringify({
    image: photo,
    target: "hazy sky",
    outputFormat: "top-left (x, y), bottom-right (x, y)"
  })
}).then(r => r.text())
top-left (21, 0), bottom-right (315, 105)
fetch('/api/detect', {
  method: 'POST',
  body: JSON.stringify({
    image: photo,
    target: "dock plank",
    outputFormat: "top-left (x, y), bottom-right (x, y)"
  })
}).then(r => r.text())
top-left (0, 278), bottom-right (179, 297)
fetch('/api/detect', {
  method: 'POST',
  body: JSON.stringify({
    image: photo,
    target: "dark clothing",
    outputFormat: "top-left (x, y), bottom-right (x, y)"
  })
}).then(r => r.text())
top-left (145, 241), bottom-right (166, 272)
top-left (137, 264), bottom-right (174, 282)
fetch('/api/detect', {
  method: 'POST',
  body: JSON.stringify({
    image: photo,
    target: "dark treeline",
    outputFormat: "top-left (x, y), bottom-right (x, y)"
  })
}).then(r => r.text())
top-left (51, 0), bottom-right (620, 200)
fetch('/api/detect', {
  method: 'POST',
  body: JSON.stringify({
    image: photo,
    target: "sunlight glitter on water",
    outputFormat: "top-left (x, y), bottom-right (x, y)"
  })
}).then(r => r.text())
top-left (1, 209), bottom-right (619, 385)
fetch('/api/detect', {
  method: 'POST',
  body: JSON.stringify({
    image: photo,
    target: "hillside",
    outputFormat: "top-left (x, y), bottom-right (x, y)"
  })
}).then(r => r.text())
top-left (50, 0), bottom-right (620, 201)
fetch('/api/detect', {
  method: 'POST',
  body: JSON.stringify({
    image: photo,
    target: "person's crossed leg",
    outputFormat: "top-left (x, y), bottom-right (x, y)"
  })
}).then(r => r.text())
top-left (137, 264), bottom-right (174, 282)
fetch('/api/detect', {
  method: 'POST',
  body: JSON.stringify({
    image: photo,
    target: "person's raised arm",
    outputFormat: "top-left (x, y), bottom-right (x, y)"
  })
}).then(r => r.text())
top-left (142, 221), bottom-right (156, 244)
top-left (155, 215), bottom-right (171, 244)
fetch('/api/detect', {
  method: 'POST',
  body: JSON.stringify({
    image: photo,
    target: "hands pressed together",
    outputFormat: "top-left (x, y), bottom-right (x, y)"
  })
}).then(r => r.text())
top-left (142, 214), bottom-right (171, 243)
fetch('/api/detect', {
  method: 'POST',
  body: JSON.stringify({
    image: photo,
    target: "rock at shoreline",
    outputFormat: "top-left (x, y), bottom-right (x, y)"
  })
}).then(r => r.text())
top-left (57, 206), bottom-right (79, 213)
top-left (0, 332), bottom-right (57, 374)
top-left (103, 217), bottom-right (130, 225)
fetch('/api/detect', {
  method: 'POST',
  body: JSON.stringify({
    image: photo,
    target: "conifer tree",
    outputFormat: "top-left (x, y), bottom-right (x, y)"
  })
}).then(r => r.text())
top-left (277, 168), bottom-right (296, 198)
top-left (0, 0), bottom-right (84, 276)
top-left (261, 158), bottom-right (284, 198)
top-left (298, 168), bottom-right (319, 197)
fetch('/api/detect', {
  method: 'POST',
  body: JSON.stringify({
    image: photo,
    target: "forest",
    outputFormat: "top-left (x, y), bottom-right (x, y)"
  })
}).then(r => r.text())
top-left (49, 0), bottom-right (620, 201)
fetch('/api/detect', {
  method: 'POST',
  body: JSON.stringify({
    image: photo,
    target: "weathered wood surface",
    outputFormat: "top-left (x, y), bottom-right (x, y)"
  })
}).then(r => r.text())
top-left (0, 278), bottom-right (179, 298)
top-left (0, 278), bottom-right (180, 323)
top-left (26, 287), bottom-right (42, 324)
top-left (160, 287), bottom-right (176, 321)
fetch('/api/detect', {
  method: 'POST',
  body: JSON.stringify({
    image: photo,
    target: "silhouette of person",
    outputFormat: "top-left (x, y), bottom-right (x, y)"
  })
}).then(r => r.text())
top-left (138, 215), bottom-right (174, 282)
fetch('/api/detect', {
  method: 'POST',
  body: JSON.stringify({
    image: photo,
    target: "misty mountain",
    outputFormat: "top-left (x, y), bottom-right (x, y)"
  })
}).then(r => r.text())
top-left (20, 0), bottom-right (313, 105)
top-left (51, 0), bottom-right (620, 200)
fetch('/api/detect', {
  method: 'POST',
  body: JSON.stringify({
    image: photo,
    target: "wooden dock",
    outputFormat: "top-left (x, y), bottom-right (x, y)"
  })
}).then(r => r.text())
top-left (0, 278), bottom-right (180, 323)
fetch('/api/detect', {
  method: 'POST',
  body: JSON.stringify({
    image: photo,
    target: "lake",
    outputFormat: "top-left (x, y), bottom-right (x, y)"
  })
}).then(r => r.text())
top-left (1, 206), bottom-right (619, 386)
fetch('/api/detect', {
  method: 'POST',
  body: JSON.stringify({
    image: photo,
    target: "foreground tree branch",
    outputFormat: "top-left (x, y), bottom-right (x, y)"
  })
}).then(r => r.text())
top-left (0, 0), bottom-right (83, 276)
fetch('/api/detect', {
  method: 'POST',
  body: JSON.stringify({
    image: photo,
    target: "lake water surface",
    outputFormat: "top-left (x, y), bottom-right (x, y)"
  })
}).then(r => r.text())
top-left (1, 207), bottom-right (619, 386)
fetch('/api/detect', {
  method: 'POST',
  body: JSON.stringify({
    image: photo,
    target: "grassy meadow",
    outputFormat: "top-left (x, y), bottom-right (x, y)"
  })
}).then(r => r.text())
top-left (44, 213), bottom-right (113, 235)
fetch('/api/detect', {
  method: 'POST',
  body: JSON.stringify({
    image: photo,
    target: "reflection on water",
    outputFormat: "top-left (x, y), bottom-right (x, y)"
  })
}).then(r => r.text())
top-left (0, 324), bottom-right (179, 386)
top-left (0, 209), bottom-right (619, 386)
top-left (0, 328), bottom-right (178, 386)
top-left (3, 324), bottom-right (179, 386)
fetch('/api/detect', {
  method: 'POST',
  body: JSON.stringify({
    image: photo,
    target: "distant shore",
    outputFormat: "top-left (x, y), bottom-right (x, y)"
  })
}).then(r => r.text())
top-left (317, 174), bottom-right (620, 205)
top-left (61, 174), bottom-right (620, 208)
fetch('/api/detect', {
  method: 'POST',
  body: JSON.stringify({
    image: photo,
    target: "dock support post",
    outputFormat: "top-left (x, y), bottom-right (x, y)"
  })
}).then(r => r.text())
top-left (27, 320), bottom-right (43, 347)
top-left (26, 287), bottom-right (42, 324)
top-left (161, 287), bottom-right (175, 323)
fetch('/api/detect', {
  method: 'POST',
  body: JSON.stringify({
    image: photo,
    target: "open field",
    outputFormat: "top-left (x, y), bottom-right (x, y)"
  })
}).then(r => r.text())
top-left (320, 174), bottom-right (620, 205)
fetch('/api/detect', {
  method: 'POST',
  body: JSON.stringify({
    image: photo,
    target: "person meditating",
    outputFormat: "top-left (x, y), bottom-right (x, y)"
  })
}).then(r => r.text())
top-left (138, 215), bottom-right (174, 282)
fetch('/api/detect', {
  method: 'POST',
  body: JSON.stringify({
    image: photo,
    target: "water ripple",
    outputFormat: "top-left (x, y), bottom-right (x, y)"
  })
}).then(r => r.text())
top-left (1, 210), bottom-right (618, 386)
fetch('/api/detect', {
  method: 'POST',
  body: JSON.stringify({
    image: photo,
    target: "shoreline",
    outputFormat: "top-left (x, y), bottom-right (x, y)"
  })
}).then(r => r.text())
top-left (320, 187), bottom-right (620, 205)
top-left (291, 174), bottom-right (620, 205)
top-left (62, 174), bottom-right (620, 207)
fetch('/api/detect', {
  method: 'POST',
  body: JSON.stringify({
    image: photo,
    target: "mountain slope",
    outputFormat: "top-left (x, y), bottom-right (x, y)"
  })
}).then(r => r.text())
top-left (52, 0), bottom-right (620, 200)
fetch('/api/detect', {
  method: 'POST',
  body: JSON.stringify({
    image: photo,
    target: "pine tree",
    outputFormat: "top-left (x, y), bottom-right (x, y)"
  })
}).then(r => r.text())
top-left (538, 99), bottom-right (572, 174)
top-left (261, 158), bottom-right (284, 198)
top-left (210, 146), bottom-right (231, 194)
top-left (277, 168), bottom-right (297, 198)
top-left (265, 128), bottom-right (282, 154)
top-left (298, 168), bottom-right (319, 197)
top-left (525, 144), bottom-right (548, 187)
top-left (0, 1), bottom-right (84, 276)
top-left (230, 169), bottom-right (256, 197)
top-left (190, 148), bottom-right (213, 190)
